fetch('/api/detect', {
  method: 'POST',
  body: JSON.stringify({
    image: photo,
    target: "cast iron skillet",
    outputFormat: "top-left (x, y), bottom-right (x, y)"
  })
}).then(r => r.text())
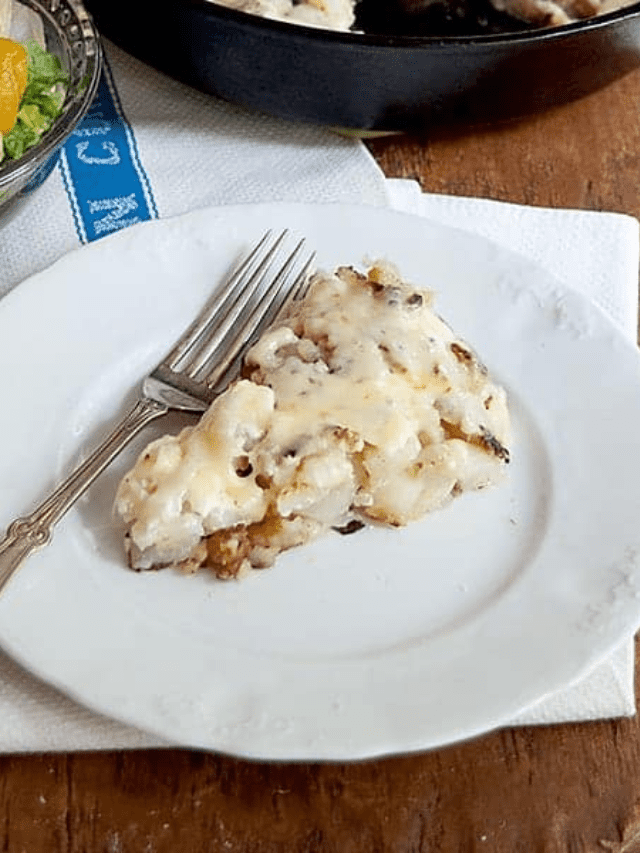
top-left (85, 0), bottom-right (640, 131)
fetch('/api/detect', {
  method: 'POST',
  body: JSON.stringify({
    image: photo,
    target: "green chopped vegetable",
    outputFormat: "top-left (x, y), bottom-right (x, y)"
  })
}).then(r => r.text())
top-left (1, 40), bottom-right (69, 163)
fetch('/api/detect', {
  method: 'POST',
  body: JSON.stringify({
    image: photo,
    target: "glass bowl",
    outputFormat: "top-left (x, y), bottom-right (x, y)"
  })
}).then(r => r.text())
top-left (0, 0), bottom-right (102, 220)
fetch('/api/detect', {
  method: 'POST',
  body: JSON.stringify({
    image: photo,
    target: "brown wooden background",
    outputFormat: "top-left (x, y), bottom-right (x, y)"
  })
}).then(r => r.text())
top-left (3, 66), bottom-right (640, 853)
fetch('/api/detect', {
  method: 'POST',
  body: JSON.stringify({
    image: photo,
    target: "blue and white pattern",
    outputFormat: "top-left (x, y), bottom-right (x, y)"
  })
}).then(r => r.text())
top-left (59, 58), bottom-right (158, 244)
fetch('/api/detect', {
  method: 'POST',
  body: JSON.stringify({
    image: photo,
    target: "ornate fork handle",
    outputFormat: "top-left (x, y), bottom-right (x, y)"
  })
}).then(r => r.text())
top-left (0, 397), bottom-right (168, 593)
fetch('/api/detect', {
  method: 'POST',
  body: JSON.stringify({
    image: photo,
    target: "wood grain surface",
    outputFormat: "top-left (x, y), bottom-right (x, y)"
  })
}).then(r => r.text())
top-left (4, 67), bottom-right (640, 853)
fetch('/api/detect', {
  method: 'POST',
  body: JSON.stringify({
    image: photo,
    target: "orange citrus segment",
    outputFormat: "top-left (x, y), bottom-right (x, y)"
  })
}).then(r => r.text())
top-left (0, 38), bottom-right (28, 135)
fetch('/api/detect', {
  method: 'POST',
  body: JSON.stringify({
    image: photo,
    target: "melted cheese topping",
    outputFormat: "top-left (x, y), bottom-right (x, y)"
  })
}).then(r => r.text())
top-left (115, 262), bottom-right (511, 577)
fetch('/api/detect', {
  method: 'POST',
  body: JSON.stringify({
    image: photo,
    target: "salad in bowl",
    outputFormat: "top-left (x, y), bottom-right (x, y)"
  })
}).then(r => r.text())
top-left (0, 0), bottom-right (101, 219)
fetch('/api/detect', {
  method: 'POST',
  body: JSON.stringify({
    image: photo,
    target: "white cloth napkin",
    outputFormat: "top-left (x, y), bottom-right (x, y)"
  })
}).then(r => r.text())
top-left (0, 41), bottom-right (637, 752)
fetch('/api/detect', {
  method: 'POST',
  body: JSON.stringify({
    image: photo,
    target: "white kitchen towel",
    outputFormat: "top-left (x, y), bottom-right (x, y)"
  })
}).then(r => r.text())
top-left (0, 41), bottom-right (637, 752)
top-left (0, 41), bottom-right (388, 296)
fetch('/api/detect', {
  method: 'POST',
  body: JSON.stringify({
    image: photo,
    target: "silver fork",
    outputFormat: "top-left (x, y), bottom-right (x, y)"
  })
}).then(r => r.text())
top-left (0, 229), bottom-right (315, 592)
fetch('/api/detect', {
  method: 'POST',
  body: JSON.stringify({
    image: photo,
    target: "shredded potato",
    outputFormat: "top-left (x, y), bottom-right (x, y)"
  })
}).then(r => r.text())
top-left (115, 261), bottom-right (511, 579)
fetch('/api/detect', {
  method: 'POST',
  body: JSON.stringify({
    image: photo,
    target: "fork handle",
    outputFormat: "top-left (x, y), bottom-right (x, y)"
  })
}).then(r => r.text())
top-left (0, 397), bottom-right (168, 594)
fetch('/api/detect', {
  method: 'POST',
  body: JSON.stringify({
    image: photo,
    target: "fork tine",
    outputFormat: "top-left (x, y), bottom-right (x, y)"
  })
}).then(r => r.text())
top-left (203, 242), bottom-right (316, 392)
top-left (164, 229), bottom-right (286, 372)
top-left (152, 229), bottom-right (315, 405)
top-left (184, 232), bottom-right (302, 379)
top-left (209, 237), bottom-right (314, 364)
top-left (289, 251), bottom-right (316, 303)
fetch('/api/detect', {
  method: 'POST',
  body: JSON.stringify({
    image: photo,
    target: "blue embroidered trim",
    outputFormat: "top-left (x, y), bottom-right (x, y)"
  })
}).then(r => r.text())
top-left (58, 57), bottom-right (158, 244)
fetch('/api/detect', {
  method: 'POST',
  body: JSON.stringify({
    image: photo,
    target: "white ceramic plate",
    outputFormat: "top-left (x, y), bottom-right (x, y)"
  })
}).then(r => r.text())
top-left (1, 202), bottom-right (640, 761)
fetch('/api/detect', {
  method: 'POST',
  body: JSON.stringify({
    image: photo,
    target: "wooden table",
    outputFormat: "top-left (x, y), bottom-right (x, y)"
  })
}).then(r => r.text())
top-left (5, 70), bottom-right (640, 853)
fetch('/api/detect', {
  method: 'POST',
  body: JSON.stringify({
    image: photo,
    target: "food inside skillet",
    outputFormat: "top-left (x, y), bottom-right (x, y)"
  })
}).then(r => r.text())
top-left (216, 0), bottom-right (356, 30)
top-left (210, 0), bottom-right (637, 33)
top-left (396, 0), bottom-right (636, 29)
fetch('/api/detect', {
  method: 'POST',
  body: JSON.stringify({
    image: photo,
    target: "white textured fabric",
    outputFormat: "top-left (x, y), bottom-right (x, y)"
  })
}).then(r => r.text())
top-left (0, 44), bottom-right (636, 752)
top-left (385, 180), bottom-right (639, 341)
top-left (0, 42), bottom-right (388, 296)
